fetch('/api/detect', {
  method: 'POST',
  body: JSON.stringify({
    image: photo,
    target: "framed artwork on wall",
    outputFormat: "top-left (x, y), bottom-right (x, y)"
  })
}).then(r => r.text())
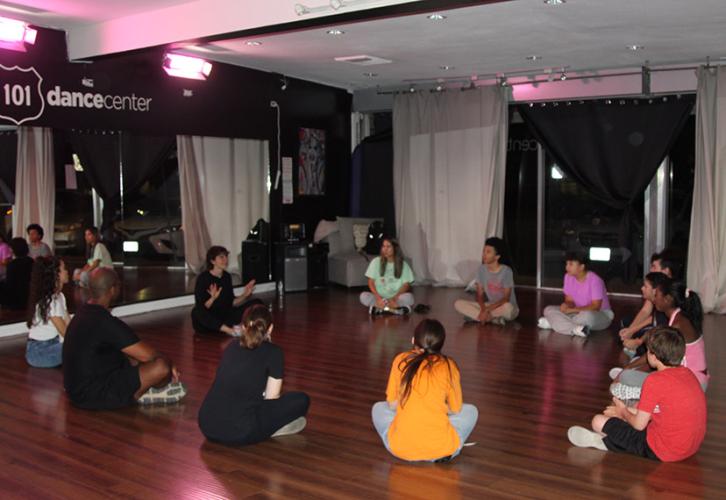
top-left (298, 127), bottom-right (325, 195)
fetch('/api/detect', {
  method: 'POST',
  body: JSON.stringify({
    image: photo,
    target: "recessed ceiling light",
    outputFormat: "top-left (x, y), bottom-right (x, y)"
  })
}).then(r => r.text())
top-left (627, 45), bottom-right (644, 51)
top-left (363, 72), bottom-right (378, 77)
top-left (246, 41), bottom-right (262, 46)
top-left (543, 0), bottom-right (565, 5)
top-left (526, 55), bottom-right (541, 61)
top-left (326, 29), bottom-right (345, 35)
top-left (427, 13), bottom-right (446, 20)
top-left (439, 65), bottom-right (454, 71)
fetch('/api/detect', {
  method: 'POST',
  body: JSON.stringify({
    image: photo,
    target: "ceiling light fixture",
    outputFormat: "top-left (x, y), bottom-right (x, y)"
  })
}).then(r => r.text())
top-left (280, 77), bottom-right (288, 91)
top-left (246, 41), bottom-right (262, 46)
top-left (526, 55), bottom-right (541, 61)
top-left (439, 65), bottom-right (454, 71)
top-left (330, 0), bottom-right (343, 9)
top-left (162, 53), bottom-right (212, 80)
top-left (409, 85), bottom-right (416, 93)
top-left (363, 72), bottom-right (378, 77)
top-left (543, 0), bottom-right (565, 5)
top-left (435, 84), bottom-right (444, 92)
top-left (627, 44), bottom-right (644, 51)
top-left (427, 13), bottom-right (446, 20)
top-left (326, 28), bottom-right (345, 35)
top-left (0, 16), bottom-right (37, 51)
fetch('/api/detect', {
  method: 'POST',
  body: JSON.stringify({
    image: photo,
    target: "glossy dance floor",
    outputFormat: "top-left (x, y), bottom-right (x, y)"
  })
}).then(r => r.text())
top-left (0, 287), bottom-right (724, 498)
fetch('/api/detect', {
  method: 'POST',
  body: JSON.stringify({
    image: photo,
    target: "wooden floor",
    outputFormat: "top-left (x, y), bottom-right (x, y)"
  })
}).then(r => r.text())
top-left (0, 287), bottom-right (724, 499)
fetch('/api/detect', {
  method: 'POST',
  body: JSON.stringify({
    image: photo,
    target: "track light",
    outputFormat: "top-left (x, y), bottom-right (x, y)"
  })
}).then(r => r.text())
top-left (0, 16), bottom-right (37, 52)
top-left (559, 70), bottom-right (567, 81)
top-left (280, 77), bottom-right (288, 91)
top-left (162, 53), bottom-right (212, 80)
top-left (408, 85), bottom-right (416, 93)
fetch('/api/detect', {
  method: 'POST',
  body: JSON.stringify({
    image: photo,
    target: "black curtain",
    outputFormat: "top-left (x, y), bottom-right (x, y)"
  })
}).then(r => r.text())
top-left (0, 130), bottom-right (17, 204)
top-left (518, 97), bottom-right (694, 254)
top-left (357, 130), bottom-right (395, 237)
top-left (65, 130), bottom-right (174, 230)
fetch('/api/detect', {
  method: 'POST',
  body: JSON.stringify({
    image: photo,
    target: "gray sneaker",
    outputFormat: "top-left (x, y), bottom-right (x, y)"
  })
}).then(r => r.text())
top-left (137, 381), bottom-right (187, 405)
top-left (567, 426), bottom-right (607, 451)
top-left (271, 416), bottom-right (307, 437)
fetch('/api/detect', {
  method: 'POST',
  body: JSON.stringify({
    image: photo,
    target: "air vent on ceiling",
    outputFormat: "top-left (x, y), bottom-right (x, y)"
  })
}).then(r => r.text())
top-left (334, 54), bottom-right (392, 66)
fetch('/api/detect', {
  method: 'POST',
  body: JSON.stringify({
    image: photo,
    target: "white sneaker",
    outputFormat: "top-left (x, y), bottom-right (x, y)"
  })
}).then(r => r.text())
top-left (571, 325), bottom-right (590, 337)
top-left (608, 367), bottom-right (623, 380)
top-left (537, 317), bottom-right (552, 329)
top-left (137, 381), bottom-right (187, 405)
top-left (567, 426), bottom-right (607, 451)
top-left (271, 416), bottom-right (307, 437)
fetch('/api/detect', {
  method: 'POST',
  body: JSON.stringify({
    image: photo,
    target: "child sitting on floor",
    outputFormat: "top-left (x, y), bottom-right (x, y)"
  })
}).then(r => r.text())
top-left (568, 326), bottom-right (707, 462)
top-left (371, 319), bottom-right (478, 462)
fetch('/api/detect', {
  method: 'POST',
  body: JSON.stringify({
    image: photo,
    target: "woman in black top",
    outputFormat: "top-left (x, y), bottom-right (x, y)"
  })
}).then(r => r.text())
top-left (198, 304), bottom-right (310, 444)
top-left (1, 237), bottom-right (34, 310)
top-left (192, 245), bottom-right (262, 335)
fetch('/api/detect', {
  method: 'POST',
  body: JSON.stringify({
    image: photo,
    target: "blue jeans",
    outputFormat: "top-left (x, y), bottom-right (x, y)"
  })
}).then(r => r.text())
top-left (371, 401), bottom-right (478, 461)
top-left (26, 337), bottom-right (62, 368)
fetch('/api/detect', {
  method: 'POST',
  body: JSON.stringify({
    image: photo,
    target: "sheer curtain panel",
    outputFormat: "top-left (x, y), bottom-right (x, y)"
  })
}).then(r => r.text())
top-left (13, 127), bottom-right (54, 245)
top-left (393, 87), bottom-right (508, 286)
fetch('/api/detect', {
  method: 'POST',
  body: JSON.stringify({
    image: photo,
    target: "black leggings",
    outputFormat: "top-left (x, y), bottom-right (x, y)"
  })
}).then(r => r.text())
top-left (191, 299), bottom-right (264, 334)
top-left (200, 392), bottom-right (310, 445)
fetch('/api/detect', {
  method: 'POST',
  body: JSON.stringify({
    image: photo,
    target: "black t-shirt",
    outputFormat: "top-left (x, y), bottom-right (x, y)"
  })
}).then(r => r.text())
top-left (63, 304), bottom-right (140, 399)
top-left (199, 341), bottom-right (284, 427)
top-left (194, 271), bottom-right (234, 314)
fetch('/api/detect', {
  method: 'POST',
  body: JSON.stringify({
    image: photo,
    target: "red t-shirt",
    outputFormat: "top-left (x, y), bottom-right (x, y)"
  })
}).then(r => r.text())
top-left (638, 366), bottom-right (707, 462)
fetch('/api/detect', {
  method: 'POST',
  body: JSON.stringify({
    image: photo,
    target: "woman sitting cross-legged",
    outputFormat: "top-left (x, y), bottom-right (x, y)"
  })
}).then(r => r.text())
top-left (198, 305), bottom-right (310, 445)
top-left (538, 252), bottom-right (614, 337)
top-left (360, 237), bottom-right (415, 315)
top-left (372, 319), bottom-right (478, 462)
top-left (191, 245), bottom-right (262, 336)
top-left (25, 256), bottom-right (71, 368)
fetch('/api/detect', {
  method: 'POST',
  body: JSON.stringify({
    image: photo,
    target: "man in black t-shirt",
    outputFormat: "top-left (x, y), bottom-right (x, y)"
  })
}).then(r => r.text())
top-left (63, 268), bottom-right (186, 409)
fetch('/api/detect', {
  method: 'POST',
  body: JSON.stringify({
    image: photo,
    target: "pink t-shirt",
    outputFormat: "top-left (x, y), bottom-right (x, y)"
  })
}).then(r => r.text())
top-left (563, 271), bottom-right (611, 310)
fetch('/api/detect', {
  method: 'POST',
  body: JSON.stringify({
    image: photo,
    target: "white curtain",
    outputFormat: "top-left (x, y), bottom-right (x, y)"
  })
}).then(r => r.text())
top-left (688, 66), bottom-right (726, 313)
top-left (393, 86), bottom-right (508, 286)
top-left (13, 127), bottom-right (54, 246)
top-left (177, 136), bottom-right (269, 274)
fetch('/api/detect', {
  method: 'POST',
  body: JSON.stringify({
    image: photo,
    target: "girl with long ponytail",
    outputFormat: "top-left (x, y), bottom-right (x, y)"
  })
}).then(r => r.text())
top-left (198, 305), bottom-right (310, 445)
top-left (372, 319), bottom-right (478, 462)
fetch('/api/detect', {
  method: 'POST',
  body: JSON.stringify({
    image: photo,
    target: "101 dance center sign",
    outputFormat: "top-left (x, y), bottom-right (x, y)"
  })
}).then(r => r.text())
top-left (0, 64), bottom-right (152, 125)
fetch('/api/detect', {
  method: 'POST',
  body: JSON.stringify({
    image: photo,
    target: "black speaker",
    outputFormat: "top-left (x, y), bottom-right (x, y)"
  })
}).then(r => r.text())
top-left (242, 241), bottom-right (270, 283)
top-left (308, 242), bottom-right (329, 288)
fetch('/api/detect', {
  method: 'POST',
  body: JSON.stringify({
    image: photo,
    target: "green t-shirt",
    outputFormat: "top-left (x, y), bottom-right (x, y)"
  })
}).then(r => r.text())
top-left (365, 257), bottom-right (414, 299)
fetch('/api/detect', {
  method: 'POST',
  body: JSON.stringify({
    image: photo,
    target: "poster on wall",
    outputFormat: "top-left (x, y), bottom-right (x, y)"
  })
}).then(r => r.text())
top-left (298, 127), bottom-right (325, 195)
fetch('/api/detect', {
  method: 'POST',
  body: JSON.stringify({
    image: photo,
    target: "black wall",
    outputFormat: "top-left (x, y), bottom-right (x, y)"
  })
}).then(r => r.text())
top-left (0, 27), bottom-right (352, 242)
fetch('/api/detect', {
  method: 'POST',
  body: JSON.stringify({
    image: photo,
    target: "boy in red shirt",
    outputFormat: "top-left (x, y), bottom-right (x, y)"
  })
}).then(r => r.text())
top-left (568, 326), bottom-right (707, 462)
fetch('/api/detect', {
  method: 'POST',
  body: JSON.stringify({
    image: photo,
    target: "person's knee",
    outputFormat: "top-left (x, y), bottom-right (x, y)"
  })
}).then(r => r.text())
top-left (147, 357), bottom-right (171, 384)
top-left (592, 414), bottom-right (608, 433)
top-left (292, 391), bottom-right (311, 413)
top-left (462, 403), bottom-right (479, 422)
top-left (360, 292), bottom-right (373, 306)
top-left (543, 305), bottom-right (559, 316)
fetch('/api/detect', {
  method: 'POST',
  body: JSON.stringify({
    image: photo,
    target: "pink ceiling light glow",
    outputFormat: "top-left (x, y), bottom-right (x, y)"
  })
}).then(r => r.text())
top-left (163, 53), bottom-right (213, 80)
top-left (0, 16), bottom-right (37, 51)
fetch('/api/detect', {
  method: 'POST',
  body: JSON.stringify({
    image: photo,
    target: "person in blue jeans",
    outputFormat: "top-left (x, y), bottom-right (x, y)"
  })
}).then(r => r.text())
top-left (372, 319), bottom-right (478, 462)
top-left (26, 256), bottom-right (71, 368)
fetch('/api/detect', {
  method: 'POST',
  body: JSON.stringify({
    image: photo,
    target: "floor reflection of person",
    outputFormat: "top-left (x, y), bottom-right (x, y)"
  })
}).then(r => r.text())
top-left (191, 245), bottom-right (262, 336)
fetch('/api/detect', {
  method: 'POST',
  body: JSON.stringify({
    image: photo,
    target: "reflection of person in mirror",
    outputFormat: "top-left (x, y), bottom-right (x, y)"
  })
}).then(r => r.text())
top-left (26, 223), bottom-right (53, 260)
top-left (73, 226), bottom-right (112, 287)
top-left (191, 245), bottom-right (262, 336)
top-left (372, 319), bottom-right (478, 462)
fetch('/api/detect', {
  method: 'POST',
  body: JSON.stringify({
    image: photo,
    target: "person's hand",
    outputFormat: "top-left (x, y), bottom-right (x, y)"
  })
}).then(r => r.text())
top-left (478, 309), bottom-right (492, 322)
top-left (244, 279), bottom-right (256, 297)
top-left (623, 338), bottom-right (641, 350)
top-left (375, 297), bottom-right (387, 309)
top-left (560, 303), bottom-right (571, 314)
top-left (207, 283), bottom-right (222, 301)
top-left (171, 364), bottom-right (180, 383)
top-left (388, 298), bottom-right (399, 309)
top-left (619, 327), bottom-right (634, 341)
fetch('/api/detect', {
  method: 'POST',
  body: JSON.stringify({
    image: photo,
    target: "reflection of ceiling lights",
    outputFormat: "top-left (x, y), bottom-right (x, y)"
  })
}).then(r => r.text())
top-left (439, 65), bottom-right (454, 71)
top-left (246, 41), bottom-right (262, 46)
top-left (543, 0), bottom-right (565, 5)
top-left (627, 44), bottom-right (644, 51)
top-left (427, 13), bottom-right (446, 20)
top-left (327, 29), bottom-right (345, 35)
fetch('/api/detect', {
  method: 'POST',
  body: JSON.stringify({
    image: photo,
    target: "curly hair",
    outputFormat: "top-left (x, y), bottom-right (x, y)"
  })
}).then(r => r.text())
top-left (26, 256), bottom-right (62, 328)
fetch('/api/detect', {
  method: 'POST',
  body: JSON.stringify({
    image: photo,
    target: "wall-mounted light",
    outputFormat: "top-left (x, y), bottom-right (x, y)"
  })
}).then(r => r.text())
top-left (162, 53), bottom-right (212, 80)
top-left (0, 16), bottom-right (37, 51)
top-left (589, 247), bottom-right (611, 262)
top-left (550, 165), bottom-right (564, 180)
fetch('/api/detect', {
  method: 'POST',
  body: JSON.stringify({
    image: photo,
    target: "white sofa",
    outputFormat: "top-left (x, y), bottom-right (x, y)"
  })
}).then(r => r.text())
top-left (320, 216), bottom-right (382, 287)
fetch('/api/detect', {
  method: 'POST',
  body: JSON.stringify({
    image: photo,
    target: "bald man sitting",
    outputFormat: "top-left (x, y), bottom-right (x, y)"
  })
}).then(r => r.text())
top-left (62, 268), bottom-right (186, 409)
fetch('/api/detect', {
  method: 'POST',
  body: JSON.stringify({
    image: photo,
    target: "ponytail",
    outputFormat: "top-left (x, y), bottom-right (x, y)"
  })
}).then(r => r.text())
top-left (239, 304), bottom-right (272, 349)
top-left (398, 319), bottom-right (453, 408)
top-left (659, 280), bottom-right (703, 334)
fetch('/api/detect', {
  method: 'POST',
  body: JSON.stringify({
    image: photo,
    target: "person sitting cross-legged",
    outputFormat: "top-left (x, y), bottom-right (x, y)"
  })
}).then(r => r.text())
top-left (360, 237), bottom-right (415, 315)
top-left (454, 237), bottom-right (519, 325)
top-left (568, 326), bottom-right (707, 463)
top-left (63, 268), bottom-right (186, 409)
